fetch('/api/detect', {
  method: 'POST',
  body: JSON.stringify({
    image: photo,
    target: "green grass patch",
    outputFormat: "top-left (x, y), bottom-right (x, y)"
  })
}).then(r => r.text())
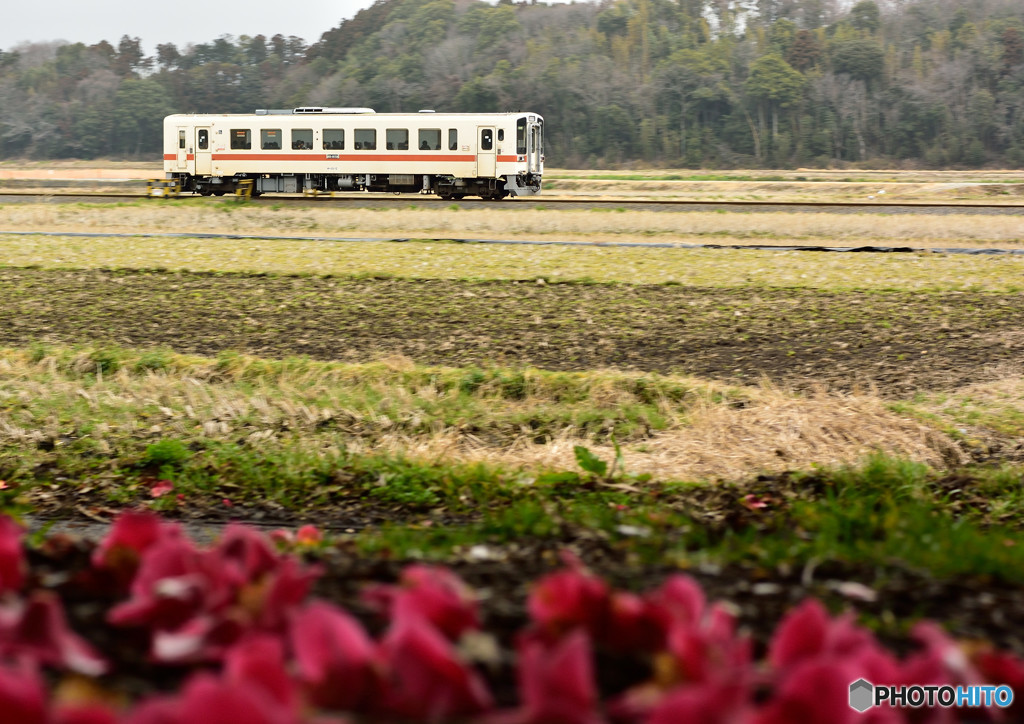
top-left (3, 343), bottom-right (1024, 586)
top-left (359, 453), bottom-right (1024, 584)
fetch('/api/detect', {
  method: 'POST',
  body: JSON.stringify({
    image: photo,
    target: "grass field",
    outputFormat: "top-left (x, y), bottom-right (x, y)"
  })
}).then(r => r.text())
top-left (1, 176), bottom-right (1024, 652)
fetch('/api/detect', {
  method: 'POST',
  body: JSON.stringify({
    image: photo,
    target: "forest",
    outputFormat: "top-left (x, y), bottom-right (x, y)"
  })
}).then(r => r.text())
top-left (1, 0), bottom-right (1022, 168)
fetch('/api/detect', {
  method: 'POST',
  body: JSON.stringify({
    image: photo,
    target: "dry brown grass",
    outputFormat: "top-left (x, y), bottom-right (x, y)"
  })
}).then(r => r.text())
top-left (546, 179), bottom-right (1024, 203)
top-left (0, 347), bottom-right (972, 484)
top-left (365, 390), bottom-right (965, 482)
top-left (2, 231), bottom-right (1023, 291)
top-left (2, 203), bottom-right (1023, 248)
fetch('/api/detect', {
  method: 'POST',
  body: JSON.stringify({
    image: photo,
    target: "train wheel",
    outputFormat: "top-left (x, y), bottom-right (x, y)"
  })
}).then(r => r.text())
top-left (213, 190), bottom-right (226, 196)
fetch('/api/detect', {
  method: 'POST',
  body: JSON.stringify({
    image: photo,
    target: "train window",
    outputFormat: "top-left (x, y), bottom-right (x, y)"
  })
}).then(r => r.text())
top-left (230, 129), bottom-right (251, 150)
top-left (418, 129), bottom-right (441, 151)
top-left (481, 128), bottom-right (493, 151)
top-left (386, 129), bottom-right (409, 151)
top-left (261, 129), bottom-right (282, 150)
top-left (323, 129), bottom-right (344, 150)
top-left (497, 129), bottom-right (504, 142)
top-left (292, 129), bottom-right (313, 150)
top-left (198, 129), bottom-right (209, 150)
top-left (448, 129), bottom-right (458, 151)
top-left (354, 129), bottom-right (376, 150)
top-left (516, 117), bottom-right (527, 155)
top-left (178, 130), bottom-right (186, 149)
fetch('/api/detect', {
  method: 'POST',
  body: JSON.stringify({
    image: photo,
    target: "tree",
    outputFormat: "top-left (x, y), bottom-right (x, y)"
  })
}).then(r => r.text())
top-left (244, 36), bottom-right (268, 66)
top-left (770, 19), bottom-right (798, 57)
top-left (829, 37), bottom-right (884, 83)
top-left (113, 78), bottom-right (173, 155)
top-left (786, 29), bottom-right (822, 71)
top-left (1002, 28), bottom-right (1023, 72)
top-left (114, 36), bottom-right (150, 76)
top-left (745, 53), bottom-right (805, 147)
top-left (156, 43), bottom-right (181, 71)
top-left (849, 0), bottom-right (880, 34)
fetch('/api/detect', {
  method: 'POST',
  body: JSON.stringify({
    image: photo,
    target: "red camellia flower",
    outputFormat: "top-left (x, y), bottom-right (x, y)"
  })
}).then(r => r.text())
top-left (6, 514), bottom-right (1024, 724)
top-left (768, 598), bottom-right (876, 672)
top-left (109, 523), bottom-right (320, 663)
top-left (646, 574), bottom-right (707, 630)
top-left (526, 560), bottom-right (609, 638)
top-left (123, 673), bottom-right (301, 724)
top-left (646, 680), bottom-right (754, 724)
top-left (0, 592), bottom-right (107, 677)
top-left (754, 658), bottom-right (875, 724)
top-left (0, 659), bottom-right (47, 724)
top-left (269, 529), bottom-right (295, 547)
top-left (0, 514), bottom-right (26, 595)
top-left (364, 564), bottom-right (480, 642)
top-left (108, 535), bottom-right (229, 633)
top-left (665, 604), bottom-right (752, 687)
top-left (125, 633), bottom-right (304, 724)
top-left (53, 707), bottom-right (120, 724)
top-left (92, 511), bottom-right (184, 587)
top-left (290, 600), bottom-right (380, 712)
top-left (395, 565), bottom-right (480, 640)
top-left (380, 617), bottom-right (493, 721)
top-left (507, 629), bottom-right (604, 724)
top-left (972, 648), bottom-right (1024, 722)
top-left (295, 525), bottom-right (322, 546)
top-left (223, 635), bottom-right (298, 712)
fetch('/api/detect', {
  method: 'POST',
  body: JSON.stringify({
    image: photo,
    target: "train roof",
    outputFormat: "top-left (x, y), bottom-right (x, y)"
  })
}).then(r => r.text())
top-left (165, 108), bottom-right (540, 118)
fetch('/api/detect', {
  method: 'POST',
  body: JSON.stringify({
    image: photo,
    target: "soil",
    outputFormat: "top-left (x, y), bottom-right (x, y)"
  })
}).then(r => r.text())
top-left (2, 268), bottom-right (1023, 395)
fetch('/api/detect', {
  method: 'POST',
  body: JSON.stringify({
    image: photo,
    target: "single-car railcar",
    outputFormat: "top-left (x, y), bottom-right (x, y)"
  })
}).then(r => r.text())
top-left (162, 108), bottom-right (544, 199)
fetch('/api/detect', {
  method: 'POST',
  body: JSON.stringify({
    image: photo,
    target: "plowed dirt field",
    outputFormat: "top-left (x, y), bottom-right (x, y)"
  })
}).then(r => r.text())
top-left (2, 267), bottom-right (1022, 395)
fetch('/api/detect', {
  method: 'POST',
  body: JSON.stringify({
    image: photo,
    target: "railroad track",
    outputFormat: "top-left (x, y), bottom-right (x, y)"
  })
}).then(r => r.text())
top-left (2, 190), bottom-right (1023, 215)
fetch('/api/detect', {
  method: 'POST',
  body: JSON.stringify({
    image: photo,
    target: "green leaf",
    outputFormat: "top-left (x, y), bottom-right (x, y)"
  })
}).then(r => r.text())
top-left (573, 445), bottom-right (608, 476)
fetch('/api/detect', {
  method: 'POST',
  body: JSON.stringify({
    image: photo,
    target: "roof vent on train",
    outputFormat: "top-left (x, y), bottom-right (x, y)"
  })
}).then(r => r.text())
top-left (295, 107), bottom-right (375, 114)
top-left (254, 107), bottom-right (376, 115)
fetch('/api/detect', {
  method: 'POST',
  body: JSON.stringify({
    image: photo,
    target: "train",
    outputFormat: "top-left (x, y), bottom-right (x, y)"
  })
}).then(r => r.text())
top-left (162, 108), bottom-right (544, 200)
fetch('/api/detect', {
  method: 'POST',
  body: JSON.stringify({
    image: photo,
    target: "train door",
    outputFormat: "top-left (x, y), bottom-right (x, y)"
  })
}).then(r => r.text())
top-left (195, 127), bottom-right (212, 175)
top-left (477, 126), bottom-right (496, 177)
top-left (175, 127), bottom-right (188, 170)
top-left (530, 120), bottom-right (543, 174)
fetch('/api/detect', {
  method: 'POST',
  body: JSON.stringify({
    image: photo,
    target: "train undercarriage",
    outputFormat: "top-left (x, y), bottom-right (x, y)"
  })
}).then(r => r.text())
top-left (173, 172), bottom-right (542, 200)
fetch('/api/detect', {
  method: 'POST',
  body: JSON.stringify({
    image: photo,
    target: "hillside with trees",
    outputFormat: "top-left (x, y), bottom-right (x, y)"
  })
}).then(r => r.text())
top-left (1, 0), bottom-right (1022, 168)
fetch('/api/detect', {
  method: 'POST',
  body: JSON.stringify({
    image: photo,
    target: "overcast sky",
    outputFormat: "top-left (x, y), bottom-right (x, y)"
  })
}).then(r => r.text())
top-left (1, 0), bottom-right (375, 52)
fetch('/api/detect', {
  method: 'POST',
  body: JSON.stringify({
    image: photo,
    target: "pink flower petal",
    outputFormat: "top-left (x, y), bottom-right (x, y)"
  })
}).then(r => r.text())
top-left (295, 525), bottom-right (322, 545)
top-left (0, 592), bottom-right (107, 676)
top-left (381, 617), bottom-right (493, 720)
top-left (290, 601), bottom-right (378, 712)
top-left (150, 480), bottom-right (174, 498)
top-left (0, 515), bottom-right (26, 595)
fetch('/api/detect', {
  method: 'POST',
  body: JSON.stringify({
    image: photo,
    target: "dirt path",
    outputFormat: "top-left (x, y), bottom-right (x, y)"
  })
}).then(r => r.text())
top-left (3, 268), bottom-right (1023, 394)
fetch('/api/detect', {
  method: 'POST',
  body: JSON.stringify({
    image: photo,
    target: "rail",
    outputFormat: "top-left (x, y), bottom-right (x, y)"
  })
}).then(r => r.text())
top-left (3, 190), bottom-right (1023, 215)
